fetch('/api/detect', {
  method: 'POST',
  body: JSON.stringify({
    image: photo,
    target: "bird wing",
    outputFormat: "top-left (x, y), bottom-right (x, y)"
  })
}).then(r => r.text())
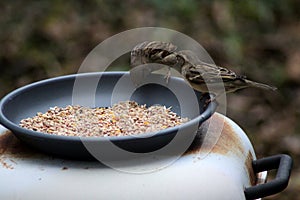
top-left (184, 62), bottom-right (240, 84)
top-left (177, 49), bottom-right (243, 85)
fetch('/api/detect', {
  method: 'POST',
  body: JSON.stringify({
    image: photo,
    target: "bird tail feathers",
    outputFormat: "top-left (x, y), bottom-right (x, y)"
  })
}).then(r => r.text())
top-left (245, 80), bottom-right (277, 91)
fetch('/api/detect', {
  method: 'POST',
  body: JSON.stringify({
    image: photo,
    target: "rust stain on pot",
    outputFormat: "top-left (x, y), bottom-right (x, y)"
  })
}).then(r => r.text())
top-left (0, 130), bottom-right (45, 169)
top-left (0, 131), bottom-right (15, 169)
top-left (185, 113), bottom-right (244, 156)
top-left (0, 131), bottom-right (42, 159)
top-left (245, 151), bottom-right (256, 186)
top-left (0, 131), bottom-right (14, 154)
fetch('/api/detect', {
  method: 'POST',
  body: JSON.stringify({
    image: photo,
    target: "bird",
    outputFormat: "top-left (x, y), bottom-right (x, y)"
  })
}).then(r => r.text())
top-left (130, 41), bottom-right (277, 97)
top-left (130, 41), bottom-right (178, 67)
top-left (130, 41), bottom-right (183, 85)
top-left (177, 50), bottom-right (277, 95)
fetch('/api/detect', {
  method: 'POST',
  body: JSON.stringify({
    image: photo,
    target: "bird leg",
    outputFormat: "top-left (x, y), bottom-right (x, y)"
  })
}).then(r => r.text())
top-left (156, 53), bottom-right (178, 84)
top-left (164, 66), bottom-right (171, 84)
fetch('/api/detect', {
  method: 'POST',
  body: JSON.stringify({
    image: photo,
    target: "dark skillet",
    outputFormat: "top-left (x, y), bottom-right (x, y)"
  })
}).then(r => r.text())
top-left (0, 72), bottom-right (217, 160)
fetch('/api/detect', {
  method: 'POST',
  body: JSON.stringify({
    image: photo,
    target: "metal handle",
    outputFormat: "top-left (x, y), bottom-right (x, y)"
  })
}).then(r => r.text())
top-left (244, 154), bottom-right (293, 200)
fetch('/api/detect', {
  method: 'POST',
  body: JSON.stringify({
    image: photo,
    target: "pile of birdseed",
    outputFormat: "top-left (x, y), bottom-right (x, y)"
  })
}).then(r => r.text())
top-left (19, 101), bottom-right (189, 137)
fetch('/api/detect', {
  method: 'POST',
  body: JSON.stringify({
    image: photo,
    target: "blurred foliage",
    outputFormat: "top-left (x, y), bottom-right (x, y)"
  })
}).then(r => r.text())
top-left (1, 1), bottom-right (300, 199)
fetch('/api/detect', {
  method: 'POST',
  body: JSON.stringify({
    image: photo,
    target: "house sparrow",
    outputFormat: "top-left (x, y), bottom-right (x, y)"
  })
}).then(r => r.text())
top-left (130, 41), bottom-right (276, 96)
top-left (178, 50), bottom-right (277, 95)
top-left (130, 41), bottom-right (183, 84)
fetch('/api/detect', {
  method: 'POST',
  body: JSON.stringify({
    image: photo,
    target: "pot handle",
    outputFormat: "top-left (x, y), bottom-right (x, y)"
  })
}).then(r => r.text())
top-left (244, 154), bottom-right (293, 200)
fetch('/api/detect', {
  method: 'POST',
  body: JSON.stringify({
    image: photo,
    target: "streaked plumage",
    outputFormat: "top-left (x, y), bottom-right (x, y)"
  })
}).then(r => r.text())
top-left (131, 41), bottom-right (179, 68)
top-left (130, 41), bottom-right (277, 95)
top-left (178, 50), bottom-right (277, 94)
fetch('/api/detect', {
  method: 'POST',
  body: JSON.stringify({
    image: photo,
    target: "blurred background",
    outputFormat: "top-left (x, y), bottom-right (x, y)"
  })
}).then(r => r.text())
top-left (0, 0), bottom-right (299, 199)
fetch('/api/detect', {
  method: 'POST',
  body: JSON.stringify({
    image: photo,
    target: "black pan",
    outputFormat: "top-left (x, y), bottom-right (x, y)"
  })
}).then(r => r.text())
top-left (0, 72), bottom-right (217, 160)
